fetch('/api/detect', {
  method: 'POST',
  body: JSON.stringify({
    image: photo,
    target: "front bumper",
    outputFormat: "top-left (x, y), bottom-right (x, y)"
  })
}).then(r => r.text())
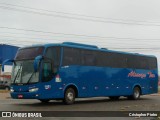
top-left (10, 91), bottom-right (40, 99)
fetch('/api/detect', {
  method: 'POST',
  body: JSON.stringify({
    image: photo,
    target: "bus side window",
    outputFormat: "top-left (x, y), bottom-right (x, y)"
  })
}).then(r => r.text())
top-left (81, 50), bottom-right (96, 66)
top-left (45, 47), bottom-right (61, 74)
top-left (83, 54), bottom-right (96, 66)
top-left (63, 47), bottom-right (81, 66)
top-left (42, 62), bottom-right (52, 82)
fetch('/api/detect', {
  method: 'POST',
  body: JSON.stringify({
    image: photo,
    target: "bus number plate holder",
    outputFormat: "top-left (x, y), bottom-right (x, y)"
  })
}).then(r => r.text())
top-left (18, 94), bottom-right (23, 99)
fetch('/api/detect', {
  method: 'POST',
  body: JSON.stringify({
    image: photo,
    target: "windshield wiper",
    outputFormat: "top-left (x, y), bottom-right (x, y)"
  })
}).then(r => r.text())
top-left (13, 66), bottom-right (22, 83)
top-left (26, 72), bottom-right (35, 84)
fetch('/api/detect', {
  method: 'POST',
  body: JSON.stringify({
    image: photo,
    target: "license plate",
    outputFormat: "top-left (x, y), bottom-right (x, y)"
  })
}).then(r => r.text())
top-left (18, 94), bottom-right (23, 99)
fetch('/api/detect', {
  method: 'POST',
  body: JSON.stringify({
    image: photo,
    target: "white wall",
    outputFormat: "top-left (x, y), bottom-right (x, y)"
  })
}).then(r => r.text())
top-left (4, 65), bottom-right (12, 73)
top-left (0, 65), bottom-right (12, 74)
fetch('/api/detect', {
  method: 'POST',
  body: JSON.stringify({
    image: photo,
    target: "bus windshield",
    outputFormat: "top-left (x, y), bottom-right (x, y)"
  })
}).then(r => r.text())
top-left (15, 47), bottom-right (44, 60)
top-left (11, 47), bottom-right (44, 84)
top-left (11, 60), bottom-right (39, 84)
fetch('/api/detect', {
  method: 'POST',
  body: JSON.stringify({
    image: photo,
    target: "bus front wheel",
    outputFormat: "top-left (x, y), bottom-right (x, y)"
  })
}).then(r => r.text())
top-left (63, 88), bottom-right (75, 105)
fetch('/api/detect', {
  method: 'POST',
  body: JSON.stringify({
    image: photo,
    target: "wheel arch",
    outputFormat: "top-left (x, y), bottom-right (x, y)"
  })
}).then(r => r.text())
top-left (63, 83), bottom-right (79, 98)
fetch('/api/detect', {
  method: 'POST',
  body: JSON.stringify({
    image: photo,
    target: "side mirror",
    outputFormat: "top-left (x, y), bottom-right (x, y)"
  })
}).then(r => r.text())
top-left (2, 59), bottom-right (14, 72)
top-left (33, 55), bottom-right (43, 72)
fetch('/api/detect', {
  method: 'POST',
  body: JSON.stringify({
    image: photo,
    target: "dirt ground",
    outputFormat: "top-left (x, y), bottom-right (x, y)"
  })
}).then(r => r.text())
top-left (0, 91), bottom-right (10, 100)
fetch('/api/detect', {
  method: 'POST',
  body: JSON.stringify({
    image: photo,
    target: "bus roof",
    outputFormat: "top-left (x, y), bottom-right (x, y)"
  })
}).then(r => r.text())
top-left (21, 42), bottom-right (156, 58)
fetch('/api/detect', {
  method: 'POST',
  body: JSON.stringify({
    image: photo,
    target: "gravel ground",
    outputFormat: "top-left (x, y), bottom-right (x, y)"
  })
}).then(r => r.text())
top-left (0, 92), bottom-right (10, 100)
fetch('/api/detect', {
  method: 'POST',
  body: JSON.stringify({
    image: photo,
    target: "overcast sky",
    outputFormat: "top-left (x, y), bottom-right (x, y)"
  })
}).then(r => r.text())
top-left (0, 0), bottom-right (160, 69)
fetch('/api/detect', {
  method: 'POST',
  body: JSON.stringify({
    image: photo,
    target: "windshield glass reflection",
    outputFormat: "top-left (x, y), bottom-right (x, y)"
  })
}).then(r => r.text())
top-left (11, 60), bottom-right (39, 84)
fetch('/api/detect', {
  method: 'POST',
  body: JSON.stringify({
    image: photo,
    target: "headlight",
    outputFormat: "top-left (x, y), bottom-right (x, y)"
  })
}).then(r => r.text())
top-left (10, 88), bottom-right (14, 92)
top-left (29, 88), bottom-right (39, 92)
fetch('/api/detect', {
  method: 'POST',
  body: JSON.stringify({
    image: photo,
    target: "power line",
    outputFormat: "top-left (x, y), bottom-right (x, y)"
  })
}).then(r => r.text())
top-left (0, 2), bottom-right (158, 24)
top-left (1, 26), bottom-right (160, 41)
top-left (1, 37), bottom-right (160, 52)
top-left (0, 31), bottom-right (62, 38)
top-left (0, 34), bottom-right (160, 49)
top-left (0, 35), bottom-right (160, 50)
top-left (1, 32), bottom-right (160, 48)
top-left (1, 27), bottom-right (160, 49)
top-left (0, 5), bottom-right (142, 25)
top-left (0, 38), bottom-right (46, 44)
top-left (0, 26), bottom-right (112, 38)
top-left (0, 32), bottom-right (158, 42)
top-left (0, 3), bottom-right (160, 26)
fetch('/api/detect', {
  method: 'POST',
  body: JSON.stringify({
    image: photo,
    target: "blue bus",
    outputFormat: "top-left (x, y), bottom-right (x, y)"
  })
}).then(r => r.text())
top-left (2, 42), bottom-right (158, 104)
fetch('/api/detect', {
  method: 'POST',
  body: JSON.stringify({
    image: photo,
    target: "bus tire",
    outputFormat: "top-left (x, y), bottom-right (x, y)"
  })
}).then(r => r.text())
top-left (129, 86), bottom-right (141, 100)
top-left (39, 99), bottom-right (50, 103)
top-left (109, 96), bottom-right (120, 100)
top-left (63, 88), bottom-right (75, 105)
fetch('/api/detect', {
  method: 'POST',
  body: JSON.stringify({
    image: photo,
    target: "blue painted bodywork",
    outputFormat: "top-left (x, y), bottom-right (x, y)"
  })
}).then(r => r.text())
top-left (33, 55), bottom-right (43, 72)
top-left (10, 42), bottom-right (158, 100)
top-left (0, 44), bottom-right (19, 65)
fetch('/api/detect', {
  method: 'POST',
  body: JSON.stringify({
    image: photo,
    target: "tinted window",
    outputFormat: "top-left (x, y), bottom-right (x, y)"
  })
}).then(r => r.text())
top-left (15, 47), bottom-right (44, 60)
top-left (148, 57), bottom-right (157, 69)
top-left (96, 52), bottom-right (127, 68)
top-left (63, 47), bottom-right (81, 66)
top-left (96, 52), bottom-right (157, 69)
top-left (63, 47), bottom-right (96, 66)
top-left (45, 47), bottom-right (61, 73)
top-left (81, 50), bottom-right (96, 66)
top-left (62, 47), bottom-right (157, 69)
top-left (42, 62), bottom-right (52, 82)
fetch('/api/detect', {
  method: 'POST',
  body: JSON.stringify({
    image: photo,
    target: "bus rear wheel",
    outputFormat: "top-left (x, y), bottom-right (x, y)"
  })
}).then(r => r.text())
top-left (128, 86), bottom-right (141, 100)
top-left (63, 88), bottom-right (75, 105)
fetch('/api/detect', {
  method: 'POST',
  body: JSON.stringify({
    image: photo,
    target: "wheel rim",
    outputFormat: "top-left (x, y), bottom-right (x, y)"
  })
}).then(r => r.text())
top-left (134, 89), bottom-right (140, 98)
top-left (67, 92), bottom-right (74, 101)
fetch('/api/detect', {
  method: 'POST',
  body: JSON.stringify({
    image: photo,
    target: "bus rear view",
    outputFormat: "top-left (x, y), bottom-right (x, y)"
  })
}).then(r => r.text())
top-left (2, 42), bottom-right (158, 105)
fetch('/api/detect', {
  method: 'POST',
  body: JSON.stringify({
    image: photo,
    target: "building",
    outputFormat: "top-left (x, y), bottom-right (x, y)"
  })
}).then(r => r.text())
top-left (0, 44), bottom-right (19, 81)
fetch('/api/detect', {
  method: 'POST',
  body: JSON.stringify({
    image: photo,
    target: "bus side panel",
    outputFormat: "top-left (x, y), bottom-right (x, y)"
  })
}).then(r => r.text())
top-left (58, 65), bottom-right (158, 98)
top-left (10, 66), bottom-right (158, 100)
